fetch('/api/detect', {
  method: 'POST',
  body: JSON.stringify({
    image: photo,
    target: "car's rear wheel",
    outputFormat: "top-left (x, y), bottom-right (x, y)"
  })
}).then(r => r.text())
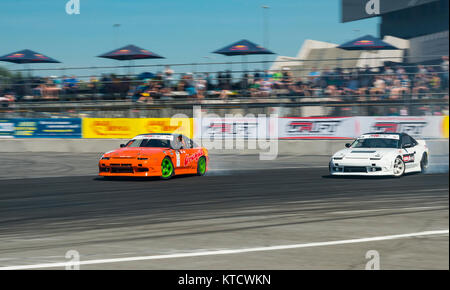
top-left (393, 156), bottom-right (405, 177)
top-left (197, 156), bottom-right (207, 176)
top-left (420, 153), bottom-right (428, 173)
top-left (161, 157), bottom-right (174, 180)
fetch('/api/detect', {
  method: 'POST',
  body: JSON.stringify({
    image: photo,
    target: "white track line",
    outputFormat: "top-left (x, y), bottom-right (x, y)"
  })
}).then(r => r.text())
top-left (0, 230), bottom-right (448, 270)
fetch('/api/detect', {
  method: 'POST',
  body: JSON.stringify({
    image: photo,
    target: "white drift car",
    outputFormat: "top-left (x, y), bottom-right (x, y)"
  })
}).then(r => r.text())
top-left (329, 133), bottom-right (429, 177)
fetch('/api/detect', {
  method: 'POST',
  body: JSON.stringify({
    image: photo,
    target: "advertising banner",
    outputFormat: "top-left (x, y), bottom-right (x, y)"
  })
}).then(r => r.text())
top-left (356, 116), bottom-right (445, 139)
top-left (1, 117), bottom-right (445, 139)
top-left (0, 119), bottom-right (15, 138)
top-left (195, 117), bottom-right (269, 139)
top-left (2, 118), bottom-right (82, 138)
top-left (278, 117), bottom-right (356, 139)
top-left (82, 118), bottom-right (193, 139)
top-left (442, 116), bottom-right (449, 139)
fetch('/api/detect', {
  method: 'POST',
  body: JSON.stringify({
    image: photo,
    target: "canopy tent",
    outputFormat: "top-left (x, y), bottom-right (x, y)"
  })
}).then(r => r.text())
top-left (98, 45), bottom-right (164, 61)
top-left (338, 35), bottom-right (399, 51)
top-left (0, 49), bottom-right (60, 64)
top-left (98, 45), bottom-right (164, 76)
top-left (0, 49), bottom-right (61, 96)
top-left (213, 39), bottom-right (275, 73)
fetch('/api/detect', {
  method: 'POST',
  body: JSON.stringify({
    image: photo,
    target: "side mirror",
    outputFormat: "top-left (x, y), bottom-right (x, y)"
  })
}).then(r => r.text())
top-left (120, 144), bottom-right (126, 148)
top-left (345, 143), bottom-right (351, 148)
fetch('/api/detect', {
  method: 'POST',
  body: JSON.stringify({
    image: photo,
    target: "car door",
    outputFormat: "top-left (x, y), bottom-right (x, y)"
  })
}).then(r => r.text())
top-left (401, 135), bottom-right (419, 169)
top-left (170, 135), bottom-right (187, 170)
top-left (182, 136), bottom-right (203, 170)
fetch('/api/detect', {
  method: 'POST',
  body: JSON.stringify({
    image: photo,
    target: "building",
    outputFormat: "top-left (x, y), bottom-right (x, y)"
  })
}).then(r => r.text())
top-left (342, 0), bottom-right (449, 64)
top-left (270, 37), bottom-right (408, 77)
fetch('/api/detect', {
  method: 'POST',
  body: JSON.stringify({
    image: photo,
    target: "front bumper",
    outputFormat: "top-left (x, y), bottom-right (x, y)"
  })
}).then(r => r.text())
top-left (329, 159), bottom-right (394, 176)
top-left (98, 159), bottom-right (162, 177)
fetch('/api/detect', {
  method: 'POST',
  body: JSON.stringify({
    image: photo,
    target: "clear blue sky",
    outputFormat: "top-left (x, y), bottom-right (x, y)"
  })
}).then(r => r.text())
top-left (0, 0), bottom-right (378, 77)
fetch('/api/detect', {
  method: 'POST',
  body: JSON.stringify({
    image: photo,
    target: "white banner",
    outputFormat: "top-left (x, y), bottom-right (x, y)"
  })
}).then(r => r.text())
top-left (356, 116), bottom-right (444, 139)
top-left (278, 117), bottom-right (356, 139)
top-left (195, 117), bottom-right (269, 139)
top-left (194, 116), bottom-right (447, 140)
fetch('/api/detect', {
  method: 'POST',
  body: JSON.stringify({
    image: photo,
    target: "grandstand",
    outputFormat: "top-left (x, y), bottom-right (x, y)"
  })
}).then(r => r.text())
top-left (270, 36), bottom-right (408, 75)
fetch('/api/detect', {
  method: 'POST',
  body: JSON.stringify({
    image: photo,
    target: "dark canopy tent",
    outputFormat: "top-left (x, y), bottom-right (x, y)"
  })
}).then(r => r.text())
top-left (0, 49), bottom-right (61, 96)
top-left (337, 35), bottom-right (400, 69)
top-left (213, 39), bottom-right (275, 56)
top-left (0, 49), bottom-right (60, 64)
top-left (98, 44), bottom-right (164, 61)
top-left (98, 45), bottom-right (165, 76)
top-left (338, 35), bottom-right (399, 51)
top-left (213, 39), bottom-right (275, 75)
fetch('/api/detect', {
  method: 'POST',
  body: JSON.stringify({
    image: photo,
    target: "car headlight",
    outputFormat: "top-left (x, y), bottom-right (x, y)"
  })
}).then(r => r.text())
top-left (101, 156), bottom-right (110, 160)
top-left (333, 153), bottom-right (345, 160)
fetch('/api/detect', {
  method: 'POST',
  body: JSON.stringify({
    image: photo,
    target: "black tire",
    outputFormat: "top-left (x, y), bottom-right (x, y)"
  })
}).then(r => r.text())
top-left (393, 156), bottom-right (405, 178)
top-left (197, 156), bottom-right (207, 176)
top-left (420, 153), bottom-right (428, 173)
top-left (160, 157), bottom-right (175, 180)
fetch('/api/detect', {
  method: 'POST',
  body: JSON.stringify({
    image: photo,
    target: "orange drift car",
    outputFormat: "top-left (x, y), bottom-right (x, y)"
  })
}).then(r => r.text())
top-left (99, 133), bottom-right (209, 179)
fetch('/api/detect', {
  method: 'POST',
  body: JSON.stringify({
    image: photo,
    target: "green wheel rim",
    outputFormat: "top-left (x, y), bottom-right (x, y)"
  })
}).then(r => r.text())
top-left (198, 157), bottom-right (206, 174)
top-left (161, 159), bottom-right (173, 178)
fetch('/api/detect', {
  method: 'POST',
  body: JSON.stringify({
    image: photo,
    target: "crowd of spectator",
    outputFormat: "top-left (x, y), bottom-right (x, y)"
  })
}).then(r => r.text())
top-left (1, 57), bottom-right (448, 108)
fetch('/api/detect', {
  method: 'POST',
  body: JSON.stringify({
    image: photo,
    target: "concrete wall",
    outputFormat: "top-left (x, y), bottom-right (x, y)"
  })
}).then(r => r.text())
top-left (0, 139), bottom-right (448, 156)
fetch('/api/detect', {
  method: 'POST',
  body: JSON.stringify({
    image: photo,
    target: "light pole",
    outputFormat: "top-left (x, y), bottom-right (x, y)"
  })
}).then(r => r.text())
top-left (262, 5), bottom-right (270, 72)
top-left (113, 24), bottom-right (121, 47)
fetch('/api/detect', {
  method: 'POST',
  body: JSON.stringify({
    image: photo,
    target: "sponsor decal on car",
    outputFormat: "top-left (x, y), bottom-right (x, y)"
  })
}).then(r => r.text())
top-left (135, 134), bottom-right (174, 140)
top-left (403, 153), bottom-right (415, 163)
top-left (360, 134), bottom-right (400, 140)
top-left (184, 151), bottom-right (203, 167)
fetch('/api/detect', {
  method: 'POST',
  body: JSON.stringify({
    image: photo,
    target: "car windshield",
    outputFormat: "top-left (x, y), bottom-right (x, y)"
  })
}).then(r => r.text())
top-left (351, 138), bottom-right (399, 149)
top-left (125, 138), bottom-right (171, 148)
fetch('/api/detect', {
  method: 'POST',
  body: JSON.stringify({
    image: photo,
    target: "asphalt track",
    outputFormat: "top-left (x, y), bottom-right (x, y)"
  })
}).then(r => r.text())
top-left (0, 153), bottom-right (448, 269)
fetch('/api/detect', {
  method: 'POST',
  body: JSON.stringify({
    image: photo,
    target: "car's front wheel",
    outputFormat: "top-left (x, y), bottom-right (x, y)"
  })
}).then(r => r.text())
top-left (393, 156), bottom-right (405, 177)
top-left (161, 157), bottom-right (174, 180)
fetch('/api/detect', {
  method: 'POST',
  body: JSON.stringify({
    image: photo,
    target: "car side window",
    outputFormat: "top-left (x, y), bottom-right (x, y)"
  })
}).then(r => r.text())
top-left (183, 136), bottom-right (193, 149)
top-left (401, 135), bottom-right (414, 148)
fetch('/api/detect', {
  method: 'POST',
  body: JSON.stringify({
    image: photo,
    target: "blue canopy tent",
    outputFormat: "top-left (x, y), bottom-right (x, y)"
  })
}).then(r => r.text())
top-left (0, 49), bottom-right (60, 64)
top-left (337, 35), bottom-right (400, 70)
top-left (0, 49), bottom-right (61, 96)
top-left (338, 35), bottom-right (399, 51)
top-left (213, 39), bottom-right (275, 73)
top-left (98, 45), bottom-right (165, 76)
top-left (98, 44), bottom-right (164, 61)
